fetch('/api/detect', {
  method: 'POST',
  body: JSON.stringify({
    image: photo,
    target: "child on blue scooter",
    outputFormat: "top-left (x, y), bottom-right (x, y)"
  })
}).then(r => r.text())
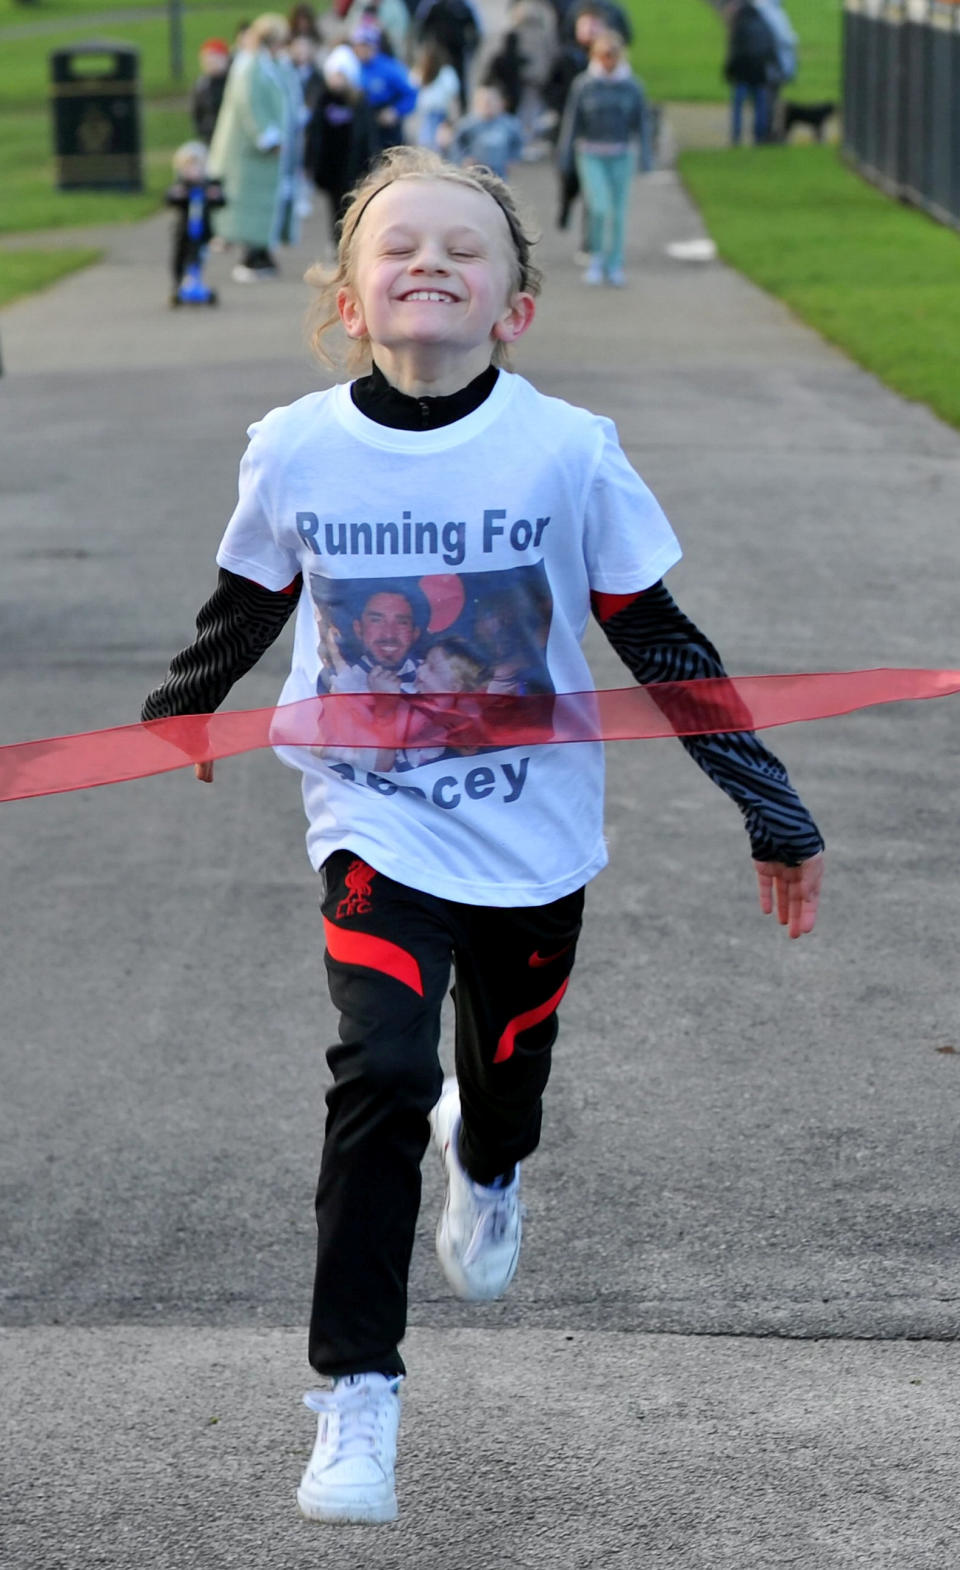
top-left (165, 141), bottom-right (226, 307)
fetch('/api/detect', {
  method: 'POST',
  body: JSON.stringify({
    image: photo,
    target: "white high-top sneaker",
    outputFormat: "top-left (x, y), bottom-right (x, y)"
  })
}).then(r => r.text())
top-left (297, 1373), bottom-right (402, 1524)
top-left (429, 1077), bottom-right (522, 1302)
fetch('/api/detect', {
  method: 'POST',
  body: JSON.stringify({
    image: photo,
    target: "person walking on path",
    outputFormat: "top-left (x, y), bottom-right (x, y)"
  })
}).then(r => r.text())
top-left (307, 44), bottom-right (377, 246)
top-left (542, 1), bottom-right (608, 135)
top-left (274, 43), bottom-right (308, 246)
top-left (351, 19), bottom-right (418, 152)
top-left (343, 0), bottom-right (413, 59)
top-left (141, 144), bottom-right (824, 1526)
top-left (288, 1), bottom-right (321, 41)
top-left (755, 0), bottom-right (798, 137)
top-left (556, 29), bottom-right (647, 285)
top-left (504, 0), bottom-right (559, 139)
top-left (413, 0), bottom-right (482, 111)
top-left (410, 41), bottom-right (461, 150)
top-left (190, 37), bottom-right (231, 145)
top-left (724, 0), bottom-right (780, 146)
top-left (208, 12), bottom-right (292, 279)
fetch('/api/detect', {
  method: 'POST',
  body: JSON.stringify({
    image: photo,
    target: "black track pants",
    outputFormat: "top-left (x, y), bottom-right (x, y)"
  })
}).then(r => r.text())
top-left (309, 850), bottom-right (585, 1378)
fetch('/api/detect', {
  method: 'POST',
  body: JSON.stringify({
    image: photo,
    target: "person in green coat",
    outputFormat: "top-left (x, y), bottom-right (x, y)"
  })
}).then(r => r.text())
top-left (209, 13), bottom-right (292, 279)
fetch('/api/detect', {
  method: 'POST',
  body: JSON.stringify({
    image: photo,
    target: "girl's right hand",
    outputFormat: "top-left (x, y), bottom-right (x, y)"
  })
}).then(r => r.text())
top-left (195, 761), bottom-right (215, 783)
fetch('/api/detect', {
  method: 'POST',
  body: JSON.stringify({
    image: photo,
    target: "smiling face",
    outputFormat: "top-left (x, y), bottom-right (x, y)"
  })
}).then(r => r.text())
top-left (353, 592), bottom-right (420, 669)
top-left (336, 178), bottom-right (535, 369)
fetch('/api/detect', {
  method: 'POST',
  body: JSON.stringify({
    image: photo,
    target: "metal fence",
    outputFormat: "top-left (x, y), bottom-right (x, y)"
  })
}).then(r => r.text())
top-left (843, 0), bottom-right (960, 230)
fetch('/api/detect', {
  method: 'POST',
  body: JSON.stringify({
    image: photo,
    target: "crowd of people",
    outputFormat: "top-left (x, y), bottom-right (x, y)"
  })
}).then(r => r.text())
top-left (164, 0), bottom-right (658, 300)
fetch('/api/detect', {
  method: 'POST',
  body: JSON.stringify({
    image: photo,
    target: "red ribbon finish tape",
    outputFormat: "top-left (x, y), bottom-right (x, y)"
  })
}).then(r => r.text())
top-left (2, 669), bottom-right (959, 804)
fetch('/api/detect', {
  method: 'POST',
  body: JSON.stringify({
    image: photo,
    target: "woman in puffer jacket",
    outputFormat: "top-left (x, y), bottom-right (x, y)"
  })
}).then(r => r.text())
top-left (556, 29), bottom-right (647, 287)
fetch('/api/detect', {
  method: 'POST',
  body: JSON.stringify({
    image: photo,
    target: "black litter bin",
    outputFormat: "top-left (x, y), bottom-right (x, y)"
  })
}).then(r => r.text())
top-left (50, 41), bottom-right (142, 191)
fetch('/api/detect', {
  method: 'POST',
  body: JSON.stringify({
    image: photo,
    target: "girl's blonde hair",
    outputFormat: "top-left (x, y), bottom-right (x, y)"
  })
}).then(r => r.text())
top-left (305, 146), bottom-right (542, 371)
top-left (246, 12), bottom-right (290, 49)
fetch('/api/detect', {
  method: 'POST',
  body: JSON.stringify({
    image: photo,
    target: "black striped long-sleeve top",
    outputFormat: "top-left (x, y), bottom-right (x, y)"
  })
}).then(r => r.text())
top-left (592, 582), bottom-right (823, 865)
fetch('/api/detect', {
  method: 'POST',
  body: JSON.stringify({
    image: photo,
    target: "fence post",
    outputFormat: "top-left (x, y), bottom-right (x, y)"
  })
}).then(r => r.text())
top-left (843, 0), bottom-right (960, 231)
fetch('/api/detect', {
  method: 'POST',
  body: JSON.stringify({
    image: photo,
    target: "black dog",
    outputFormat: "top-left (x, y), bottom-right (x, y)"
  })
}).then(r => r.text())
top-left (782, 101), bottom-right (837, 142)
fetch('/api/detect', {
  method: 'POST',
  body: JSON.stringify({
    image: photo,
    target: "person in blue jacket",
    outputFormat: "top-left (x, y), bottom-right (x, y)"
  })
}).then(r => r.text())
top-left (755, 0), bottom-right (798, 136)
top-left (352, 19), bottom-right (418, 152)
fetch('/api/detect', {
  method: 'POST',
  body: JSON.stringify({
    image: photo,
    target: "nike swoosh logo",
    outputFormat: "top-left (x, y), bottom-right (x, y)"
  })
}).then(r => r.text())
top-left (528, 943), bottom-right (573, 968)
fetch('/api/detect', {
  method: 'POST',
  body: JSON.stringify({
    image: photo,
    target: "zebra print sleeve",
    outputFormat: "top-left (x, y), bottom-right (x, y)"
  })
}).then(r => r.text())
top-left (141, 568), bottom-right (301, 720)
top-left (594, 582), bottom-right (824, 866)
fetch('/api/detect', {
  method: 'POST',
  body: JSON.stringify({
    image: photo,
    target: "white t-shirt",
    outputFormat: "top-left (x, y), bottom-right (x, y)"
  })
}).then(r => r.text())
top-left (216, 371), bottom-right (681, 905)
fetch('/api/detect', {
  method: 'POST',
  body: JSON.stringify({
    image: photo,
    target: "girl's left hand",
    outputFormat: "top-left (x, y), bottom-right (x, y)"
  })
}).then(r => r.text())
top-left (754, 851), bottom-right (823, 938)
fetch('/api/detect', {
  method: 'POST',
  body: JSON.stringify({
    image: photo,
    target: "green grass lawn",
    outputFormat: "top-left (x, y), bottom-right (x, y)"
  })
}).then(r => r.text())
top-left (0, 0), bottom-right (234, 255)
top-left (0, 0), bottom-right (244, 238)
top-left (679, 144), bottom-right (960, 430)
top-left (0, 0), bottom-right (229, 21)
top-left (0, 244), bottom-right (101, 307)
top-left (0, 2), bottom-right (242, 302)
top-left (629, 0), bottom-right (842, 104)
top-left (0, 104), bottom-right (192, 232)
top-left (0, 7), bottom-right (246, 106)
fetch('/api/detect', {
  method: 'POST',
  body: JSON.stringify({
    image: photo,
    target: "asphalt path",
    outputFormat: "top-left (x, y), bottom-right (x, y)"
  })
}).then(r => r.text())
top-left (2, 148), bottom-right (960, 1566)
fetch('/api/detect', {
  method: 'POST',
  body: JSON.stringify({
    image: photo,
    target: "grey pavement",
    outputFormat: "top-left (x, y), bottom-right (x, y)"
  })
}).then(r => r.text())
top-left (2, 136), bottom-right (960, 1567)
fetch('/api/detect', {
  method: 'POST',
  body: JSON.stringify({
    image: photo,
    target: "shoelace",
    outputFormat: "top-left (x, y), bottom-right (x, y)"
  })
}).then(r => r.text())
top-left (303, 1379), bottom-right (400, 1464)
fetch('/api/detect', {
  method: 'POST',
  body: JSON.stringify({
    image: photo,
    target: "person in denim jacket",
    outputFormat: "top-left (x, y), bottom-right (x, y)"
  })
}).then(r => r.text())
top-left (556, 30), bottom-right (648, 287)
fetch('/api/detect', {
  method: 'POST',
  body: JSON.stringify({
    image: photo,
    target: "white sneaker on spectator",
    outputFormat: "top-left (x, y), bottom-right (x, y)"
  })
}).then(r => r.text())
top-left (606, 267), bottom-right (626, 287)
top-left (583, 257), bottom-right (604, 286)
top-left (297, 1373), bottom-right (402, 1524)
top-left (429, 1077), bottom-right (522, 1302)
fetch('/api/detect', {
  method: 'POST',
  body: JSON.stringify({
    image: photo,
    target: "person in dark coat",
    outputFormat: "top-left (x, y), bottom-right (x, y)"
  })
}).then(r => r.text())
top-left (308, 44), bottom-right (378, 244)
top-left (724, 0), bottom-right (779, 144)
top-left (482, 29), bottom-right (525, 117)
top-left (191, 37), bottom-right (231, 144)
top-left (414, 0), bottom-right (481, 111)
top-left (288, 0), bottom-right (320, 39)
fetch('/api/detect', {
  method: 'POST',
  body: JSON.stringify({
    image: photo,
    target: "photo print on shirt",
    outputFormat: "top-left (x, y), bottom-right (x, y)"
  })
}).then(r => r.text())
top-left (309, 564), bottom-right (554, 772)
